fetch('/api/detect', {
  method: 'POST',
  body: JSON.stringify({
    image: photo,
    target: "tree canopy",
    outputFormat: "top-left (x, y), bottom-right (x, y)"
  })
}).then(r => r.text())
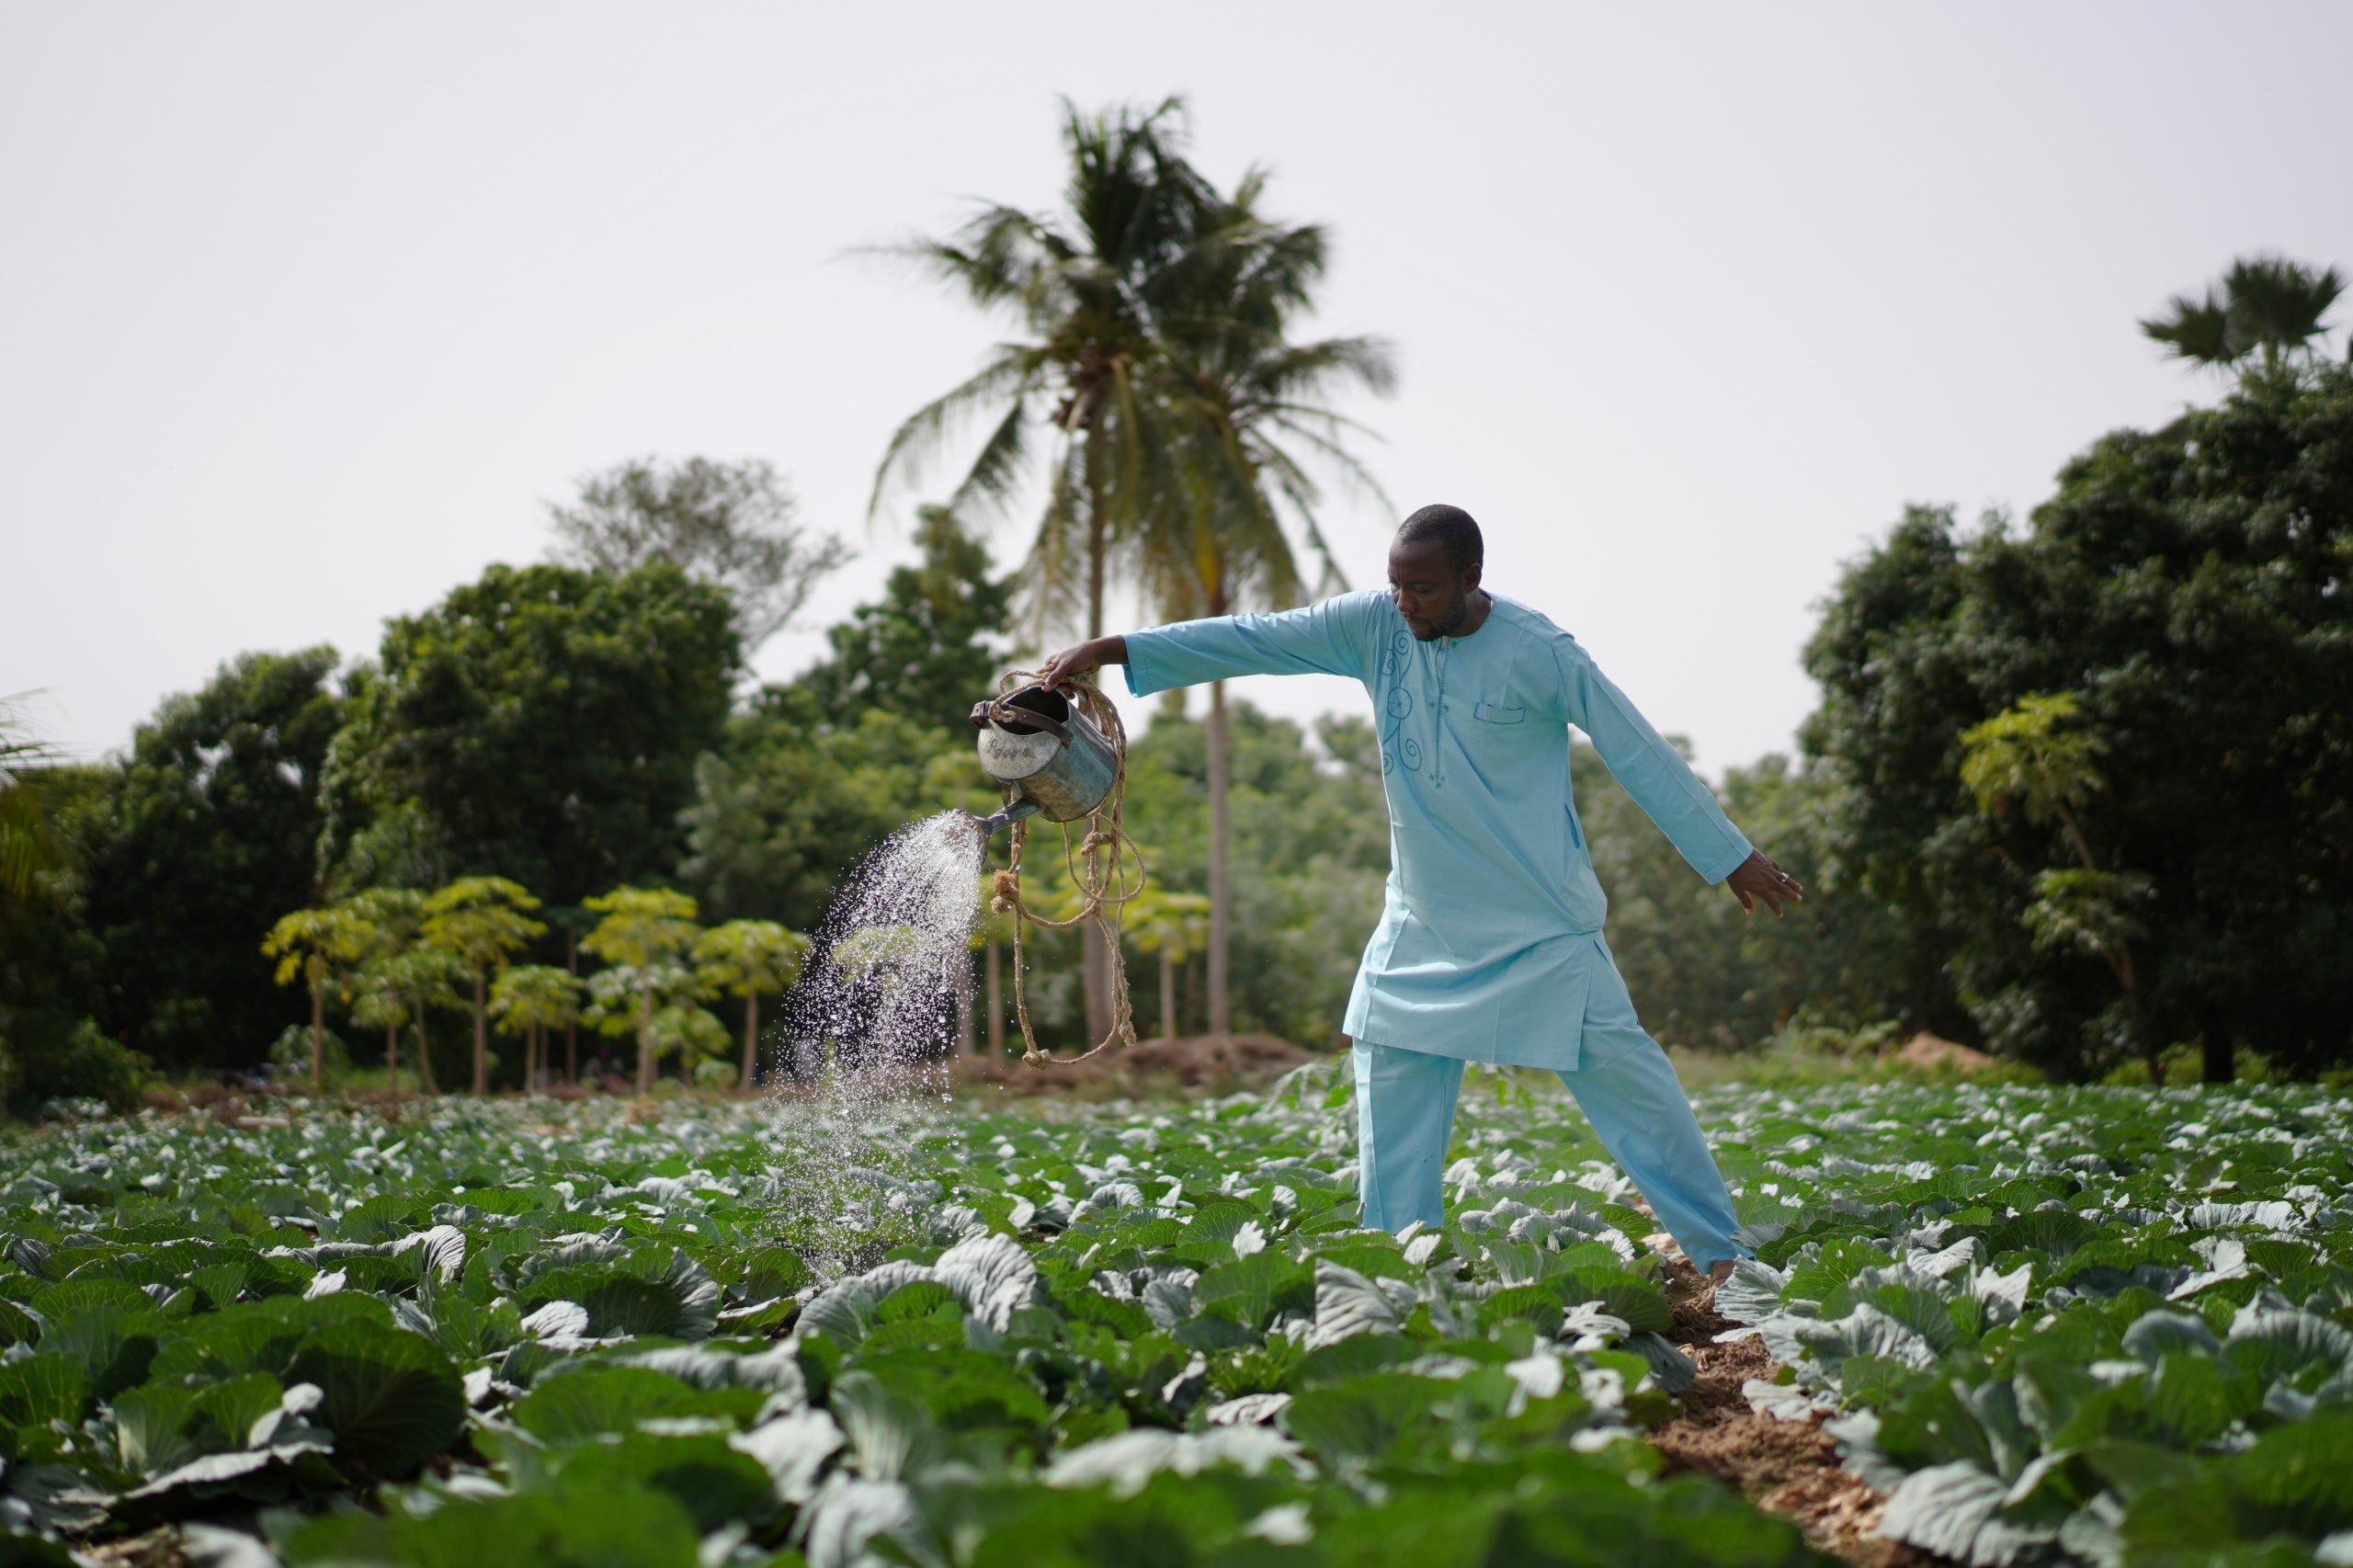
top-left (1802, 362), bottom-right (2353, 1078)
top-left (320, 562), bottom-right (739, 905)
top-left (547, 456), bottom-right (848, 651)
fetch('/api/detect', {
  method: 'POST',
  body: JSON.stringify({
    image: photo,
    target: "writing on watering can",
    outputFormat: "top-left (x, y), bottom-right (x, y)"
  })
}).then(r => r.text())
top-left (969, 684), bottom-right (1120, 837)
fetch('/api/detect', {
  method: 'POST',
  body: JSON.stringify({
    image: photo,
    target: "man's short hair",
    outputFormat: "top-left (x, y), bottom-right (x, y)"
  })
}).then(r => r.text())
top-left (1396, 504), bottom-right (1483, 574)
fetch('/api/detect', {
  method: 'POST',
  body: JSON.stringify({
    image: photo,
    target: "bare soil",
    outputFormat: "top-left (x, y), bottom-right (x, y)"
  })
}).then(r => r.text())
top-left (954, 1031), bottom-right (1316, 1096)
top-left (1654, 1261), bottom-right (1940, 1568)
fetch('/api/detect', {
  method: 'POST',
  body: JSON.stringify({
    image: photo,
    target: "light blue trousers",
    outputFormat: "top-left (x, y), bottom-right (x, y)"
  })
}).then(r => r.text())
top-left (1353, 1023), bottom-right (1750, 1270)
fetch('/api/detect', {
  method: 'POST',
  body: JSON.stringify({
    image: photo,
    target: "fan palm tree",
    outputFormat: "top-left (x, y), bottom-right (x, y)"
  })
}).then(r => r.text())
top-left (871, 97), bottom-right (1218, 1045)
top-left (2143, 255), bottom-right (2345, 374)
top-left (1131, 183), bottom-right (1394, 1035)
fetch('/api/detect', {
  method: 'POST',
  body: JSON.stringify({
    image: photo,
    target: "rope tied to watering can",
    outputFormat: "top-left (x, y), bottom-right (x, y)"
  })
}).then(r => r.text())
top-left (972, 670), bottom-right (1145, 1065)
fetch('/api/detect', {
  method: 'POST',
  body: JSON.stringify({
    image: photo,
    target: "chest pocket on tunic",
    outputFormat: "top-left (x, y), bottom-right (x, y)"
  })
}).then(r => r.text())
top-left (1471, 700), bottom-right (1525, 725)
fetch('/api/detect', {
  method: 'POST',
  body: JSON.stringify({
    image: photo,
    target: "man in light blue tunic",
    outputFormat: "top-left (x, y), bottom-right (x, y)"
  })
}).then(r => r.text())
top-left (1039, 504), bottom-right (1803, 1281)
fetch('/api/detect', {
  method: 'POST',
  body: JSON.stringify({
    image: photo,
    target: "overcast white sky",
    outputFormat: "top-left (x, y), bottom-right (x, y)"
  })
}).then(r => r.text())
top-left (6, 4), bottom-right (2349, 777)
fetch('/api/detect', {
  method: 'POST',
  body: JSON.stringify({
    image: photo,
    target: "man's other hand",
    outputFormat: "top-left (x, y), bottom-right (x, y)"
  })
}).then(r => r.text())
top-left (1036, 636), bottom-right (1125, 689)
top-left (1725, 850), bottom-right (1804, 918)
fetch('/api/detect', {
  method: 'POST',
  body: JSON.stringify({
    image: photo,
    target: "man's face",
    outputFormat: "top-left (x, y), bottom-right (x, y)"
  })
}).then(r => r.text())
top-left (1387, 540), bottom-right (1481, 641)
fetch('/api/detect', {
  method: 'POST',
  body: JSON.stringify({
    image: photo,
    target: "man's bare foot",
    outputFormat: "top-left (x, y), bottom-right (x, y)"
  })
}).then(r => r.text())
top-left (1708, 1258), bottom-right (1734, 1286)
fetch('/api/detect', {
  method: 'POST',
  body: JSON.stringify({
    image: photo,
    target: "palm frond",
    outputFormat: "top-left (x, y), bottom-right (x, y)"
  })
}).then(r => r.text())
top-left (949, 396), bottom-right (1034, 521)
top-left (867, 348), bottom-right (1043, 521)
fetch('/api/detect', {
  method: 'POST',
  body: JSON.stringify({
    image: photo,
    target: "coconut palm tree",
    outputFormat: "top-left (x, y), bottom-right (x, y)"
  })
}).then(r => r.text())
top-left (871, 97), bottom-right (1218, 1045)
top-left (1131, 183), bottom-right (1394, 1035)
top-left (2142, 255), bottom-right (2346, 374)
top-left (421, 877), bottom-right (546, 1094)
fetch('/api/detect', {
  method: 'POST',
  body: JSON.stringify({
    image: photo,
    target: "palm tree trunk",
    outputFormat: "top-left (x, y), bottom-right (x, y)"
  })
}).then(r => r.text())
top-left (471, 968), bottom-right (488, 1095)
top-left (740, 993), bottom-right (759, 1095)
top-left (985, 938), bottom-right (1003, 1057)
top-left (1207, 678), bottom-right (1233, 1039)
top-left (1161, 950), bottom-right (1176, 1041)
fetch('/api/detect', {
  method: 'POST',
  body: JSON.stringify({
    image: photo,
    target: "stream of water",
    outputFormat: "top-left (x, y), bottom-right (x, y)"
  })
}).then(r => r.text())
top-left (757, 810), bottom-right (986, 1272)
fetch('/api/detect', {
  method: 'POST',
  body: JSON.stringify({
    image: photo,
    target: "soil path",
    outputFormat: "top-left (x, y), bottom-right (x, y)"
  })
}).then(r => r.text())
top-left (1653, 1262), bottom-right (1942, 1568)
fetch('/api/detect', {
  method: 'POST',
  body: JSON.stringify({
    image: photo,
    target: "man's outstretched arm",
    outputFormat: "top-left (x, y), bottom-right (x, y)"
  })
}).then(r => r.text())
top-left (1039, 596), bottom-right (1371, 697)
top-left (1556, 639), bottom-right (1804, 919)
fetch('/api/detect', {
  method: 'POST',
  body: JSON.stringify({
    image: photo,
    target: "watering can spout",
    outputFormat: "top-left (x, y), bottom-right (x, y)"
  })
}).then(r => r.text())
top-left (972, 799), bottom-right (1040, 839)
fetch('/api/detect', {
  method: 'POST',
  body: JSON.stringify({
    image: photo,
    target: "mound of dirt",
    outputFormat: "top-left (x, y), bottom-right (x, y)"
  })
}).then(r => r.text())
top-left (955, 1032), bottom-right (1318, 1096)
top-left (1654, 1261), bottom-right (1938, 1568)
top-left (1896, 1031), bottom-right (1995, 1073)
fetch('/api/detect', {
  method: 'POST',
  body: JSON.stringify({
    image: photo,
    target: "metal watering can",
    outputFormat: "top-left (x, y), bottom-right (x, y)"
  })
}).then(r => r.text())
top-left (969, 683), bottom-right (1120, 837)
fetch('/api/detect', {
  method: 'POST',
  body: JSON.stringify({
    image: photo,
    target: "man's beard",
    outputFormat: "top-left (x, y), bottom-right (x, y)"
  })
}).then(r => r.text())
top-left (1410, 597), bottom-right (1471, 641)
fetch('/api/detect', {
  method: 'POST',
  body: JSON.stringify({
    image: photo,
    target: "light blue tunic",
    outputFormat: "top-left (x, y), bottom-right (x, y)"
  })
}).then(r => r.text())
top-left (1121, 589), bottom-right (1753, 1070)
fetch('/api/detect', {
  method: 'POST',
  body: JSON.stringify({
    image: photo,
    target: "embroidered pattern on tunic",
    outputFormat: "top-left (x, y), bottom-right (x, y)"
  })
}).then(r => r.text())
top-left (1377, 628), bottom-right (1419, 775)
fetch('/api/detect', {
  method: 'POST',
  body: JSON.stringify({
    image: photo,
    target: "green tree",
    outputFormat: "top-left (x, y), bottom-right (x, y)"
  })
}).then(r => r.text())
top-left (580, 886), bottom-right (705, 1094)
top-left (681, 516), bottom-right (1007, 931)
top-left (0, 694), bottom-right (69, 903)
top-left (319, 562), bottom-right (737, 905)
top-left (1122, 884), bottom-right (1210, 1041)
top-left (261, 904), bottom-right (372, 1092)
top-left (1959, 693), bottom-right (2153, 1075)
top-left (1804, 362), bottom-right (2353, 1080)
top-left (356, 947), bottom-right (466, 1096)
top-left (547, 456), bottom-right (847, 651)
top-left (488, 964), bottom-right (583, 1093)
top-left (2142, 255), bottom-right (2345, 374)
top-left (0, 704), bottom-right (122, 1110)
top-left (421, 877), bottom-right (546, 1094)
top-left (681, 696), bottom-right (961, 930)
top-left (338, 885), bottom-right (426, 1092)
top-left (796, 506), bottom-right (1010, 738)
top-left (693, 920), bottom-right (807, 1093)
top-left (83, 648), bottom-right (346, 1069)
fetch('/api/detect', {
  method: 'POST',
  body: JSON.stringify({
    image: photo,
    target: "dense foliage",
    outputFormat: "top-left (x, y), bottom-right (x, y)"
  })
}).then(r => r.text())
top-left (1712, 1079), bottom-right (2353, 1565)
top-left (319, 562), bottom-right (740, 907)
top-left (0, 1079), bottom-right (1818, 1566)
top-left (0, 1075), bottom-right (2345, 1564)
top-left (1803, 364), bottom-right (2353, 1079)
top-left (78, 649), bottom-right (347, 1071)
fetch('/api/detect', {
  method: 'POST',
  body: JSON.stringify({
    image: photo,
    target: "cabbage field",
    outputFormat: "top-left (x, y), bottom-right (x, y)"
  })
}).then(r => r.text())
top-left (0, 1068), bottom-right (2347, 1567)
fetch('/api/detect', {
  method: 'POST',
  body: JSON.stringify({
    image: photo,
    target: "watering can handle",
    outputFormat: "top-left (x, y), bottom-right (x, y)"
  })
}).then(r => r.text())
top-left (969, 687), bottom-right (1074, 742)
